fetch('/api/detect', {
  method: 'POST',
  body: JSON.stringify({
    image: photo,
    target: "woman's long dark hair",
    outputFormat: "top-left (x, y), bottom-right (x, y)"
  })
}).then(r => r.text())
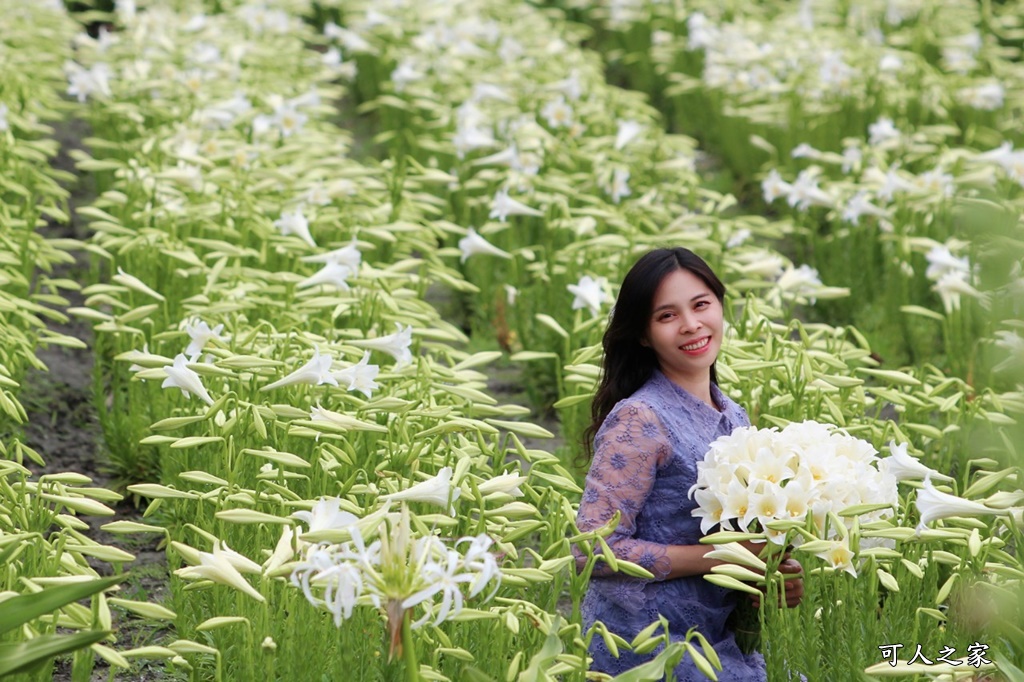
top-left (580, 248), bottom-right (726, 462)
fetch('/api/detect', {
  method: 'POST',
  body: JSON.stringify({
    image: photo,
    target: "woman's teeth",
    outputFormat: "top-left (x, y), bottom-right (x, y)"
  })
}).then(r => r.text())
top-left (681, 337), bottom-right (709, 351)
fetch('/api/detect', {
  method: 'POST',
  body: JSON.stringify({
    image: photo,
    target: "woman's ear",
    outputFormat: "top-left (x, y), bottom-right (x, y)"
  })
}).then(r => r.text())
top-left (639, 336), bottom-right (649, 347)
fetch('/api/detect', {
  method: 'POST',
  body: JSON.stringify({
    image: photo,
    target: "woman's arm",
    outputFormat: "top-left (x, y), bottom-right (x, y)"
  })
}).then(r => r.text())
top-left (574, 401), bottom-right (805, 604)
top-left (576, 402), bottom-right (726, 580)
top-left (661, 544), bottom-right (731, 579)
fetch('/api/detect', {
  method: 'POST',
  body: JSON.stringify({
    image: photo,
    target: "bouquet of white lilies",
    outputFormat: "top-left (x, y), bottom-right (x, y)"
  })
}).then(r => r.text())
top-left (691, 420), bottom-right (903, 655)
top-left (690, 420), bottom-right (900, 546)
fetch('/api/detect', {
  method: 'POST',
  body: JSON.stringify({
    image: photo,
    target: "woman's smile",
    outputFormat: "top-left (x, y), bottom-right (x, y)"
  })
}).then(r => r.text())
top-left (680, 336), bottom-right (712, 354)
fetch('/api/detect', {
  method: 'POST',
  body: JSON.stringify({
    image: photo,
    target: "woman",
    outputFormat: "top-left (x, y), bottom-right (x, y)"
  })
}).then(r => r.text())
top-left (575, 247), bottom-right (803, 680)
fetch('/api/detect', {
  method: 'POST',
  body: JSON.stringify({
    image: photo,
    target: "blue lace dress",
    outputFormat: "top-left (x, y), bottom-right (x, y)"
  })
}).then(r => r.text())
top-left (576, 369), bottom-right (766, 681)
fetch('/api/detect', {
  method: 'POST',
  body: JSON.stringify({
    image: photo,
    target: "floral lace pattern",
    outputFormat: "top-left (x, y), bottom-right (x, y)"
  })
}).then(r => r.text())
top-left (576, 369), bottom-right (766, 680)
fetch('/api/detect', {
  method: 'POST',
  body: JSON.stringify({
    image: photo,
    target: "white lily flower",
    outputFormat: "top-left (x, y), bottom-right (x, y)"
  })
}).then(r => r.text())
top-left (841, 145), bottom-right (862, 174)
top-left (0, 104), bottom-right (8, 132)
top-left (298, 261), bottom-right (353, 291)
top-left (323, 23), bottom-right (372, 53)
top-left (993, 330), bottom-right (1024, 372)
top-left (568, 275), bottom-right (611, 317)
top-left (458, 535), bottom-right (502, 598)
top-left (489, 188), bottom-right (543, 222)
top-left (331, 351), bottom-right (380, 399)
top-left (354, 322), bottom-right (413, 367)
top-left (322, 47), bottom-right (343, 67)
top-left (762, 169), bottom-right (792, 203)
top-left (879, 54), bottom-right (903, 72)
top-left (290, 543), bottom-right (365, 626)
top-left (874, 166), bottom-right (917, 202)
top-left (541, 96), bottom-right (574, 128)
top-left (932, 271), bottom-right (983, 314)
top-left (301, 240), bottom-right (362, 270)
top-left (614, 120), bottom-right (644, 150)
top-left (868, 116), bottom-right (900, 147)
top-left (726, 229), bottom-right (751, 249)
top-left (264, 525), bottom-right (300, 575)
top-left (973, 142), bottom-right (1014, 166)
top-left (215, 541), bottom-right (263, 575)
top-left (471, 82), bottom-right (512, 102)
top-left (776, 264), bottom-right (824, 304)
top-left (66, 61), bottom-right (112, 102)
top-left (925, 245), bottom-right (971, 281)
top-left (321, 561), bottom-right (365, 626)
top-left (261, 347), bottom-right (338, 391)
top-left (717, 477), bottom-right (754, 530)
top-left (880, 442), bottom-right (952, 482)
top-left (915, 478), bottom-right (1004, 530)
top-left (691, 488), bottom-right (728, 534)
top-left (402, 550), bottom-right (473, 627)
top-left (454, 125), bottom-right (497, 158)
top-left (292, 497), bottom-right (358, 536)
top-left (818, 51), bottom-right (854, 91)
top-left (458, 228), bottom-right (512, 263)
top-left (175, 543), bottom-right (265, 602)
top-left (548, 70), bottom-right (582, 101)
top-left (381, 467), bottom-right (460, 516)
top-left (785, 169), bottom-right (834, 210)
top-left (391, 58), bottom-right (425, 93)
top-left (303, 183), bottom-right (333, 207)
top-left (274, 208), bottom-right (316, 247)
top-left (224, 89), bottom-right (253, 115)
top-left (114, 0), bottom-right (135, 22)
top-left (182, 318), bottom-right (224, 356)
top-left (604, 168), bottom-right (631, 204)
top-left (842, 192), bottom-right (888, 225)
top-left (747, 485), bottom-right (791, 541)
top-left (162, 353), bottom-right (214, 405)
top-left (813, 539), bottom-right (857, 577)
top-left (912, 168), bottom-right (955, 198)
top-left (748, 446), bottom-right (797, 486)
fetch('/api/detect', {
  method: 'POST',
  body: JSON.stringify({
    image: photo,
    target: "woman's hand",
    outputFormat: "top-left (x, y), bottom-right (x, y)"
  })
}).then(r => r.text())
top-left (748, 557), bottom-right (804, 609)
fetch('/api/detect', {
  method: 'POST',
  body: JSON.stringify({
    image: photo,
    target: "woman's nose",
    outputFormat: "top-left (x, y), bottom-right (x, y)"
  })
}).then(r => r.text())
top-left (678, 312), bottom-right (701, 333)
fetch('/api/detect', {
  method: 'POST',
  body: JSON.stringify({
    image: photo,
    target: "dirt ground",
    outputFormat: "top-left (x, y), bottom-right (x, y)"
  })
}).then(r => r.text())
top-left (17, 121), bottom-right (172, 682)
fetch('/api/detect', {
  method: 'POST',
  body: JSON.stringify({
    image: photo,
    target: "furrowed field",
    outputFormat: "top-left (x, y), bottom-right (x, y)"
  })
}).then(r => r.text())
top-left (1, 0), bottom-right (1023, 680)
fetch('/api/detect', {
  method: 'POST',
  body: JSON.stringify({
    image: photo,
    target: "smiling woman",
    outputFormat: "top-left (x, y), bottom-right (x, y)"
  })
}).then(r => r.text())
top-left (574, 247), bottom-right (803, 680)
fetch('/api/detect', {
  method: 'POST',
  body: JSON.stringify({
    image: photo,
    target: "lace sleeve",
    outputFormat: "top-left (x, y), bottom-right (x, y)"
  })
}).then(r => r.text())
top-left (574, 401), bottom-right (672, 581)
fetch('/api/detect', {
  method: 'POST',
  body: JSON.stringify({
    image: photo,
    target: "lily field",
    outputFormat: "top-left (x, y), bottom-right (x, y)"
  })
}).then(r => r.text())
top-left (2, 0), bottom-right (1024, 680)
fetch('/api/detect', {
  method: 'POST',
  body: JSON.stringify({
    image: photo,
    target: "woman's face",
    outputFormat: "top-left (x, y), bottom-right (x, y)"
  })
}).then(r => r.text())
top-left (643, 268), bottom-right (723, 386)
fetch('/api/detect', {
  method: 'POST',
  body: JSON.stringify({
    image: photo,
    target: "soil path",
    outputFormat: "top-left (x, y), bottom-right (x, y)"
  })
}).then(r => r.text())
top-left (21, 119), bottom-right (170, 682)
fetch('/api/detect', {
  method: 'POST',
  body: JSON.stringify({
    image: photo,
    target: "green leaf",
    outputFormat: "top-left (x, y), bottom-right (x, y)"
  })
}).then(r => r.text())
top-left (518, 619), bottom-right (563, 682)
top-left (0, 575), bottom-right (123, 636)
top-left (609, 642), bottom-right (689, 681)
top-left (552, 393), bottom-right (592, 408)
top-left (0, 631), bottom-right (112, 677)
top-left (995, 652), bottom-right (1024, 682)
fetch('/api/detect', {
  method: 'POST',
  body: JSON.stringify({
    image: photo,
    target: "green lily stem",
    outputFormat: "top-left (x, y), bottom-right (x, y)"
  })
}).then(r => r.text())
top-left (402, 610), bottom-right (420, 682)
